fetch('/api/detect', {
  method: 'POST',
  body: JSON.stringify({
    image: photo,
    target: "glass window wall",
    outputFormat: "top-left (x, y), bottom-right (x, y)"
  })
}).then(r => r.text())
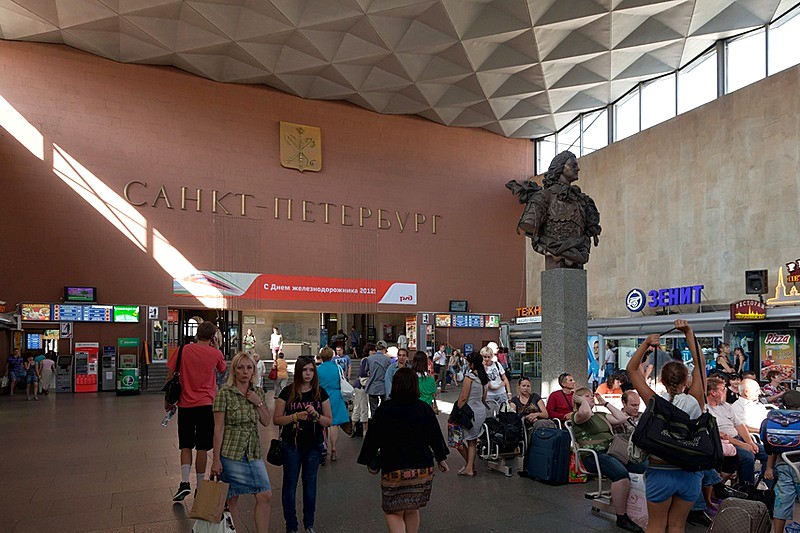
top-left (536, 136), bottom-right (556, 174)
top-left (727, 29), bottom-right (766, 93)
top-left (641, 73), bottom-right (676, 130)
top-left (581, 109), bottom-right (608, 155)
top-left (769, 7), bottom-right (800, 75)
top-left (557, 119), bottom-right (580, 154)
top-left (678, 50), bottom-right (717, 113)
top-left (614, 87), bottom-right (640, 141)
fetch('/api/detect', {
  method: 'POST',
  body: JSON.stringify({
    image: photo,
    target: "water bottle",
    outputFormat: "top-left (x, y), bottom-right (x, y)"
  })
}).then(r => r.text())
top-left (161, 409), bottom-right (176, 427)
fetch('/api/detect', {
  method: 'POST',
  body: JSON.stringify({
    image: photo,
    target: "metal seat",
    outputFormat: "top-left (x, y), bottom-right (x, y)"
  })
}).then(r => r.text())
top-left (564, 420), bottom-right (613, 514)
top-left (478, 400), bottom-right (526, 477)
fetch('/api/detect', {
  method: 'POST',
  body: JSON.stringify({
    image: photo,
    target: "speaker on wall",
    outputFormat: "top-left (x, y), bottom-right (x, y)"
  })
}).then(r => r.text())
top-left (745, 269), bottom-right (768, 295)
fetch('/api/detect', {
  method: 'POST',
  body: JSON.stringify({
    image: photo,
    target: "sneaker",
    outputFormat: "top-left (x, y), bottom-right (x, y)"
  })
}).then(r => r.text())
top-left (616, 514), bottom-right (643, 532)
top-left (686, 510), bottom-right (712, 527)
top-left (305, 528), bottom-right (316, 533)
top-left (172, 482), bottom-right (191, 501)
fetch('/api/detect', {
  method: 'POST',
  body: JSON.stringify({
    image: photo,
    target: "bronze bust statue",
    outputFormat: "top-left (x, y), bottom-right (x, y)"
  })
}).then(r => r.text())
top-left (507, 151), bottom-right (601, 269)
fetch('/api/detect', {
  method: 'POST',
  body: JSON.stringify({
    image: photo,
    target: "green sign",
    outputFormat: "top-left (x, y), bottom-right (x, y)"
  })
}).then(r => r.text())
top-left (118, 337), bottom-right (139, 348)
top-left (117, 367), bottom-right (139, 392)
top-left (113, 306), bottom-right (140, 323)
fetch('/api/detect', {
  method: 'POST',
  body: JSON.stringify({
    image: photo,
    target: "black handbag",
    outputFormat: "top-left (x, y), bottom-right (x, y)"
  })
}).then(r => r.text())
top-left (448, 402), bottom-right (475, 430)
top-left (631, 394), bottom-right (723, 472)
top-left (161, 344), bottom-right (185, 405)
top-left (267, 438), bottom-right (284, 466)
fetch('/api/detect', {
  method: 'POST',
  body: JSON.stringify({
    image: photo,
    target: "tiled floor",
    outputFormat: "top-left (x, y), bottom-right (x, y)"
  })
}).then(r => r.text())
top-left (0, 390), bottom-right (706, 532)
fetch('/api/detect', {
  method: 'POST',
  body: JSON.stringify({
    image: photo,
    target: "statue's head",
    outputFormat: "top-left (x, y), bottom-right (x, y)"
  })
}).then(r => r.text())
top-left (543, 150), bottom-right (578, 187)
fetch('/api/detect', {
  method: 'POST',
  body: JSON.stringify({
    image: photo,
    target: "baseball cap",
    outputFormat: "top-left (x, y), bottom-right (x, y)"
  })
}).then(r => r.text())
top-left (376, 340), bottom-right (388, 349)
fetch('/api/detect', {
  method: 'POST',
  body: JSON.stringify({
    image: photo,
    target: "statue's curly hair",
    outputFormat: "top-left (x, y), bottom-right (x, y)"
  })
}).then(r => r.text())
top-left (543, 150), bottom-right (577, 187)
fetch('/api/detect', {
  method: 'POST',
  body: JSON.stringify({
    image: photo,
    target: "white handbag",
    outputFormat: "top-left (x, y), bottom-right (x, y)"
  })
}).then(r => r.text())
top-left (339, 366), bottom-right (355, 401)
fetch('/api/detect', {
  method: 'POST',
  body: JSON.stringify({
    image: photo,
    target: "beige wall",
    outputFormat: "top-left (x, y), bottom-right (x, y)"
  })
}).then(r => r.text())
top-left (527, 63), bottom-right (800, 318)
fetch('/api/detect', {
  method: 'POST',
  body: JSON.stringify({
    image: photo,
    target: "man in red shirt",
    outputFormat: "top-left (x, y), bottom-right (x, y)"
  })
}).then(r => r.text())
top-left (165, 321), bottom-right (227, 501)
top-left (546, 373), bottom-right (576, 421)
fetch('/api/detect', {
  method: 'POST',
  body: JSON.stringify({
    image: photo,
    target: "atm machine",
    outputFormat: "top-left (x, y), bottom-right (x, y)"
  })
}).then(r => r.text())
top-left (55, 355), bottom-right (73, 392)
top-left (101, 345), bottom-right (116, 391)
top-left (116, 337), bottom-right (140, 395)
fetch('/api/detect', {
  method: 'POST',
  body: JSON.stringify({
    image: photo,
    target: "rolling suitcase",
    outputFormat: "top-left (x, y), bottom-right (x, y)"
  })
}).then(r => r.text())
top-left (708, 497), bottom-right (770, 533)
top-left (526, 427), bottom-right (570, 485)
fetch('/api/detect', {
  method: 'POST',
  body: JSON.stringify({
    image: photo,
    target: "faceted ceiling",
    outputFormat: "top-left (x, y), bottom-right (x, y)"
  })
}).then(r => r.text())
top-left (0, 0), bottom-right (796, 138)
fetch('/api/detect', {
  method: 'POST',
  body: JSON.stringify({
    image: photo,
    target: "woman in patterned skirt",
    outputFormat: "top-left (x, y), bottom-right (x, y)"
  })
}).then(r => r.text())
top-left (358, 368), bottom-right (449, 533)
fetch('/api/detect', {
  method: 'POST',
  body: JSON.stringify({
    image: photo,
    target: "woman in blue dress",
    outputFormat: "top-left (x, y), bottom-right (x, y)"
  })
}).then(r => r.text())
top-left (317, 346), bottom-right (349, 462)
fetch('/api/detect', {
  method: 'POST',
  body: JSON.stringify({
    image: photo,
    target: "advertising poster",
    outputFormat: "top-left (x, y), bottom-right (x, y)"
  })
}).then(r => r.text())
top-left (587, 336), bottom-right (601, 383)
top-left (174, 271), bottom-right (417, 305)
top-left (760, 331), bottom-right (796, 381)
top-left (21, 304), bottom-right (51, 321)
top-left (435, 314), bottom-right (451, 327)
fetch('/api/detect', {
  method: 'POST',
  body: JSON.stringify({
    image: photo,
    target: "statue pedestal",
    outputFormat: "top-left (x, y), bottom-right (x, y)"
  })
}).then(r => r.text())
top-left (541, 268), bottom-right (588, 397)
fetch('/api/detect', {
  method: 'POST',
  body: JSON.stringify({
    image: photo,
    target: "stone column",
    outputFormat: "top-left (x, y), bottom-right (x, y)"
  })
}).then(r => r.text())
top-left (540, 268), bottom-right (588, 397)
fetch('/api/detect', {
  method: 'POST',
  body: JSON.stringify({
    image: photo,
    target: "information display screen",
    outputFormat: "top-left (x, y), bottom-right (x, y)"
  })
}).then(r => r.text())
top-left (113, 305), bottom-right (140, 323)
top-left (26, 333), bottom-right (42, 350)
top-left (64, 286), bottom-right (97, 302)
top-left (54, 304), bottom-right (85, 322)
top-left (84, 305), bottom-right (113, 322)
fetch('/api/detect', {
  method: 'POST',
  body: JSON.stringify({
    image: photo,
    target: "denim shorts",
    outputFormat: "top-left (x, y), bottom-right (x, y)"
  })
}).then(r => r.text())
top-left (774, 464), bottom-right (800, 520)
top-left (26, 374), bottom-right (39, 384)
top-left (645, 467), bottom-right (702, 503)
top-left (219, 455), bottom-right (271, 498)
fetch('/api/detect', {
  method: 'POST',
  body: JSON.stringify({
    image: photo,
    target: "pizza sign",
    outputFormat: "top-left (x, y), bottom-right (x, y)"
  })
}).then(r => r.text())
top-left (760, 330), bottom-right (796, 382)
top-left (765, 333), bottom-right (791, 344)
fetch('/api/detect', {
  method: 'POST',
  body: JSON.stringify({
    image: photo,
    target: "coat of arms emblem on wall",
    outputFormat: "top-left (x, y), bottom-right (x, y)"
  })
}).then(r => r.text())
top-left (280, 121), bottom-right (321, 172)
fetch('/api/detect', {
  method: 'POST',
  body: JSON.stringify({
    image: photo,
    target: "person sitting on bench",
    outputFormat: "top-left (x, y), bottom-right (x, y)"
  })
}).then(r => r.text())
top-left (572, 387), bottom-right (643, 532)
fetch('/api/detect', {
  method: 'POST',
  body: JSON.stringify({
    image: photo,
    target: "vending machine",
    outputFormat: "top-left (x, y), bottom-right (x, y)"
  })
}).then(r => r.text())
top-left (116, 337), bottom-right (140, 395)
top-left (101, 345), bottom-right (116, 391)
top-left (74, 342), bottom-right (99, 393)
top-left (55, 355), bottom-right (73, 392)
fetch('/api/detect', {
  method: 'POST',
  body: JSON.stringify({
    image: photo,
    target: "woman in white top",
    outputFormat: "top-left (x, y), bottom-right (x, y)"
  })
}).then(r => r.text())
top-left (481, 346), bottom-right (511, 408)
top-left (270, 327), bottom-right (283, 358)
top-left (626, 319), bottom-right (706, 533)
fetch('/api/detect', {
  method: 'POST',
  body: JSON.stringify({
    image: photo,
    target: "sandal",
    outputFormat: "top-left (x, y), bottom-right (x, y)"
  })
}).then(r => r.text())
top-left (457, 469), bottom-right (475, 477)
top-left (331, 451), bottom-right (337, 462)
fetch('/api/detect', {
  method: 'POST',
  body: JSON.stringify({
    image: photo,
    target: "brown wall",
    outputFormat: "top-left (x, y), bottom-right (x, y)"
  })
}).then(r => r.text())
top-left (0, 41), bottom-right (532, 320)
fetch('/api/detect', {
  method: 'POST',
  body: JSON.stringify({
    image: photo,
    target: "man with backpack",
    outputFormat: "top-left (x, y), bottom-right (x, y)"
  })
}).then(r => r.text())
top-left (165, 321), bottom-right (227, 501)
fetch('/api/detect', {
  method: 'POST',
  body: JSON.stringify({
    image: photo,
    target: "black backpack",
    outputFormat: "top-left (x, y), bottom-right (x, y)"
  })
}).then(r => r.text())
top-left (485, 411), bottom-right (524, 453)
top-left (632, 394), bottom-right (722, 472)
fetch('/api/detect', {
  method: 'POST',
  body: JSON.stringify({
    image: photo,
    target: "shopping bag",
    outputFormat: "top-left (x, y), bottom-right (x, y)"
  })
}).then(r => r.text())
top-left (0, 375), bottom-right (8, 388)
top-left (189, 478), bottom-right (229, 524)
top-left (339, 366), bottom-right (355, 401)
top-left (627, 473), bottom-right (648, 528)
top-left (192, 511), bottom-right (235, 533)
top-left (447, 422), bottom-right (465, 448)
top-left (568, 453), bottom-right (588, 483)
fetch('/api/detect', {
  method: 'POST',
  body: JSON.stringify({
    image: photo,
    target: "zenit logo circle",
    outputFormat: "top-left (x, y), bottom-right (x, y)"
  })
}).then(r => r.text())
top-left (626, 289), bottom-right (646, 312)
